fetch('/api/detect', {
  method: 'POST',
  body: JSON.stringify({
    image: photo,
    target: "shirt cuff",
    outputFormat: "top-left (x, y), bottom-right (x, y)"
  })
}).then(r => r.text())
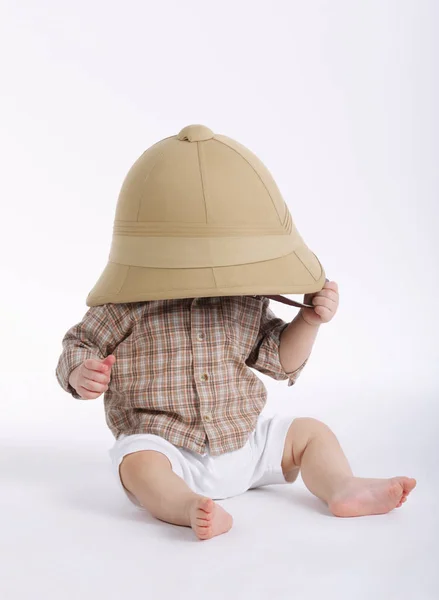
top-left (267, 322), bottom-right (308, 386)
top-left (284, 359), bottom-right (308, 387)
top-left (56, 348), bottom-right (98, 399)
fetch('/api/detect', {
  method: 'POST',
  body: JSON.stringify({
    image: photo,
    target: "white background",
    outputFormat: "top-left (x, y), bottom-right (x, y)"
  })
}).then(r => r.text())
top-left (0, 1), bottom-right (438, 599)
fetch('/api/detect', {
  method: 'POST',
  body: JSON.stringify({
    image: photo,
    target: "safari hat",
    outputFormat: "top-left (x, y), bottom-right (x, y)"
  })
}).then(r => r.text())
top-left (86, 124), bottom-right (326, 308)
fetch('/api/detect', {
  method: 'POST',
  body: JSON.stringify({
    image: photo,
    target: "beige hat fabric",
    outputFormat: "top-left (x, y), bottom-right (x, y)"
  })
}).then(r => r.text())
top-left (86, 124), bottom-right (325, 307)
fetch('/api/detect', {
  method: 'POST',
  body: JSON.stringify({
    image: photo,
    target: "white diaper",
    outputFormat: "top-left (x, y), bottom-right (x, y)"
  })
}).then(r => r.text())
top-left (109, 413), bottom-right (295, 507)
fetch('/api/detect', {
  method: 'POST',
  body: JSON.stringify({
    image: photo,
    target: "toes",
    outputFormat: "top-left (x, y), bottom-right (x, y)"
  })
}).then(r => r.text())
top-left (389, 483), bottom-right (403, 501)
top-left (196, 516), bottom-right (210, 524)
top-left (405, 478), bottom-right (417, 493)
top-left (395, 488), bottom-right (410, 509)
top-left (191, 498), bottom-right (233, 540)
top-left (397, 477), bottom-right (417, 495)
top-left (196, 525), bottom-right (212, 540)
top-left (198, 497), bottom-right (214, 514)
top-left (396, 497), bottom-right (406, 508)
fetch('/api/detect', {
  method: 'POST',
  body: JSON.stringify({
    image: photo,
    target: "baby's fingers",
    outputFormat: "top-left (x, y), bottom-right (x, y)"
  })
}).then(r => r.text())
top-left (315, 288), bottom-right (338, 303)
top-left (78, 386), bottom-right (104, 400)
top-left (81, 378), bottom-right (108, 394)
top-left (314, 305), bottom-right (332, 320)
top-left (312, 295), bottom-right (336, 308)
top-left (84, 358), bottom-right (111, 373)
top-left (324, 280), bottom-right (339, 293)
top-left (82, 367), bottom-right (110, 384)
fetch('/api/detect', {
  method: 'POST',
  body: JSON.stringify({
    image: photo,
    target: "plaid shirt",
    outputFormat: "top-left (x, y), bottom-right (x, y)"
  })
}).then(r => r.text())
top-left (55, 295), bottom-right (306, 455)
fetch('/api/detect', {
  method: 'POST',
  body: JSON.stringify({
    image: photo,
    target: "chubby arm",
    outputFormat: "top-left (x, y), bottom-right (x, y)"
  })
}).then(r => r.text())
top-left (279, 280), bottom-right (339, 374)
top-left (245, 298), bottom-right (307, 387)
top-left (55, 303), bottom-right (134, 398)
top-left (247, 282), bottom-right (339, 387)
top-left (278, 312), bottom-right (320, 374)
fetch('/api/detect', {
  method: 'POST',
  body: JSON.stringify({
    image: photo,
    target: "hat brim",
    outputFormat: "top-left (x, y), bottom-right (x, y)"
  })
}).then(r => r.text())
top-left (86, 244), bottom-right (325, 306)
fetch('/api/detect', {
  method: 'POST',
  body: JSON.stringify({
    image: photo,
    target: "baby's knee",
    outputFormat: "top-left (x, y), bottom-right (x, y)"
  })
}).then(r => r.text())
top-left (292, 417), bottom-right (331, 438)
top-left (119, 450), bottom-right (171, 488)
top-left (286, 417), bottom-right (333, 467)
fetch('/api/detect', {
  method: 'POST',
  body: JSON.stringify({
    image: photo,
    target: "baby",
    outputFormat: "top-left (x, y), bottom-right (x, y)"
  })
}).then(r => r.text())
top-left (56, 286), bottom-right (416, 540)
top-left (55, 124), bottom-right (416, 540)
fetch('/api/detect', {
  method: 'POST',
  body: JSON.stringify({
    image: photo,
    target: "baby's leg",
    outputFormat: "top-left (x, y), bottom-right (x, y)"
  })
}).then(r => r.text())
top-left (120, 450), bottom-right (233, 540)
top-left (282, 418), bottom-right (416, 517)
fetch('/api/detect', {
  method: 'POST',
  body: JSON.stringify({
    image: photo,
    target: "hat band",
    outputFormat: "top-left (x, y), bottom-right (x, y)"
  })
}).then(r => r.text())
top-left (113, 215), bottom-right (292, 236)
top-left (109, 234), bottom-right (299, 268)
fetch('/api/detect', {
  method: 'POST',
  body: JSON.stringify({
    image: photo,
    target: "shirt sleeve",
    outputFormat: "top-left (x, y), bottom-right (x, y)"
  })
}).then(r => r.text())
top-left (55, 303), bottom-right (134, 399)
top-left (245, 297), bottom-right (307, 387)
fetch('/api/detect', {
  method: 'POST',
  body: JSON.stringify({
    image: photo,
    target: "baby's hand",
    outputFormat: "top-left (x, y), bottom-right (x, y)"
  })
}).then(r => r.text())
top-left (69, 355), bottom-right (116, 400)
top-left (301, 280), bottom-right (339, 326)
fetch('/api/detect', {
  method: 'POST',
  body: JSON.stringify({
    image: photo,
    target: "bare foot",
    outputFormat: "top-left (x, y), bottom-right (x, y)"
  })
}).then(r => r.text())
top-left (189, 497), bottom-right (233, 540)
top-left (328, 476), bottom-right (417, 517)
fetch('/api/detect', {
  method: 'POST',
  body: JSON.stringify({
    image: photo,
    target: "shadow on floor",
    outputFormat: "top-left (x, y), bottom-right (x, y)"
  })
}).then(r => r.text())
top-left (0, 442), bottom-right (200, 542)
top-left (0, 440), bottom-right (335, 545)
top-left (248, 484), bottom-right (331, 516)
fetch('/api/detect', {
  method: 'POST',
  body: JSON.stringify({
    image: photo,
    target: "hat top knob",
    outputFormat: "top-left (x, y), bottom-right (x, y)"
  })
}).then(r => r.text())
top-left (177, 124), bottom-right (214, 142)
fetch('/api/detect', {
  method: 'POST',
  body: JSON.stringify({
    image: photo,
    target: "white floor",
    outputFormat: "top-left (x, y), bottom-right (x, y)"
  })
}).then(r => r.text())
top-left (1, 379), bottom-right (438, 600)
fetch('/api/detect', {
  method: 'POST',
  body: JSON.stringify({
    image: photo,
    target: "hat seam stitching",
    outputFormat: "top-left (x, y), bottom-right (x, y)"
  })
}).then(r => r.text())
top-left (213, 137), bottom-right (283, 226)
top-left (135, 148), bottom-right (164, 222)
top-left (112, 223), bottom-right (287, 235)
top-left (115, 264), bottom-right (131, 295)
top-left (293, 251), bottom-right (319, 282)
top-left (196, 142), bottom-right (208, 223)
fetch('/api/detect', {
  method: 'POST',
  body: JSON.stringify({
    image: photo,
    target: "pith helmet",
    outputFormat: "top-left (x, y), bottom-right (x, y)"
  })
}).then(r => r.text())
top-left (86, 124), bottom-right (325, 307)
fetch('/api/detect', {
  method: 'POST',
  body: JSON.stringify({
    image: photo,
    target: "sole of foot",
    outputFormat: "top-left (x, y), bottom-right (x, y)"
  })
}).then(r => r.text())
top-left (190, 497), bottom-right (233, 540)
top-left (329, 476), bottom-right (417, 517)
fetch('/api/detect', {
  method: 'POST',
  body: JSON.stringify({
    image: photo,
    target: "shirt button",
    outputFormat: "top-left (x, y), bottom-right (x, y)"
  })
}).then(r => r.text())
top-left (196, 332), bottom-right (205, 341)
top-left (203, 413), bottom-right (213, 423)
top-left (200, 373), bottom-right (209, 382)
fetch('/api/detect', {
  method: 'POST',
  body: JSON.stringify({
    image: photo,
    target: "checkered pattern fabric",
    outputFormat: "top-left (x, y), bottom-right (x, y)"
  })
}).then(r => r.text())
top-left (56, 296), bottom-right (306, 455)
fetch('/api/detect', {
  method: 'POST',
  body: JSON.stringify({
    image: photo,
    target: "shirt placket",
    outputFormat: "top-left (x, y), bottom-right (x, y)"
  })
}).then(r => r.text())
top-left (191, 298), bottom-right (215, 448)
